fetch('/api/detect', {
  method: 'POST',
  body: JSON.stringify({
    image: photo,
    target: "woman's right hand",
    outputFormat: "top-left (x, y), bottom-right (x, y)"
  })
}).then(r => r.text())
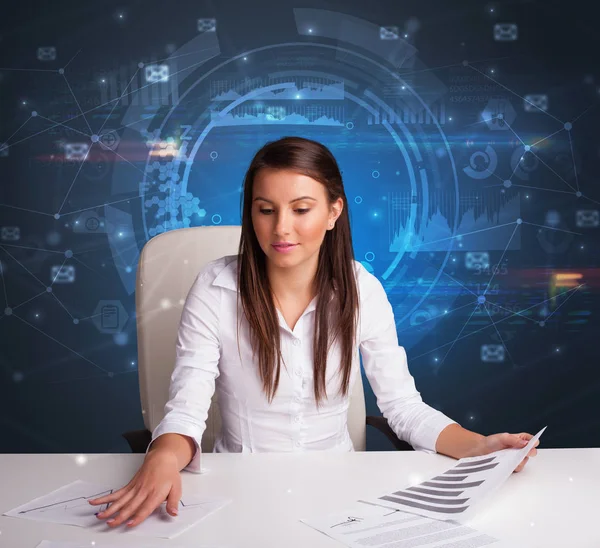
top-left (88, 450), bottom-right (182, 529)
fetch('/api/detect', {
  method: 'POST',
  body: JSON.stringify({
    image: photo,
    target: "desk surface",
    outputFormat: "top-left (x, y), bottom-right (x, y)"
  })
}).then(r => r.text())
top-left (0, 449), bottom-right (598, 548)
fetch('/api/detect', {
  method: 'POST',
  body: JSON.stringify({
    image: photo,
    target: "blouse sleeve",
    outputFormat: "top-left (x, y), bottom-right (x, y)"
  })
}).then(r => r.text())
top-left (358, 268), bottom-right (458, 453)
top-left (146, 267), bottom-right (222, 473)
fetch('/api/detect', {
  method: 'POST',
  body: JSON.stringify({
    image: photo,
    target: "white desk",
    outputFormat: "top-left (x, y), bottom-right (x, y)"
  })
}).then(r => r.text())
top-left (0, 449), bottom-right (598, 547)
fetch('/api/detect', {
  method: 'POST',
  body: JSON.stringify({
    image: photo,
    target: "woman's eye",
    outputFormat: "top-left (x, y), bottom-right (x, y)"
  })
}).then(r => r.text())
top-left (259, 209), bottom-right (274, 215)
top-left (295, 209), bottom-right (310, 214)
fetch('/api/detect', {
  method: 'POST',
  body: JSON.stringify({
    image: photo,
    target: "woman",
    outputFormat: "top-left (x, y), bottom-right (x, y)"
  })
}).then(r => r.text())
top-left (90, 136), bottom-right (538, 528)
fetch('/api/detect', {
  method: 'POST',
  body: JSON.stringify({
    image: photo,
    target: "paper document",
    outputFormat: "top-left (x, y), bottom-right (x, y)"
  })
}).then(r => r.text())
top-left (4, 480), bottom-right (230, 539)
top-left (362, 426), bottom-right (546, 523)
top-left (302, 500), bottom-right (513, 547)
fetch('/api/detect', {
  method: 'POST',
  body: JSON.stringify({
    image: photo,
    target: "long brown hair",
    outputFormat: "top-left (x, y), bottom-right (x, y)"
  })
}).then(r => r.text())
top-left (237, 136), bottom-right (359, 406)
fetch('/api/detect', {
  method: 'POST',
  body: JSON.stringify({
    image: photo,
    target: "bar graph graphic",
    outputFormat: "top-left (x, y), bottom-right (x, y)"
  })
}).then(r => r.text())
top-left (375, 455), bottom-right (501, 517)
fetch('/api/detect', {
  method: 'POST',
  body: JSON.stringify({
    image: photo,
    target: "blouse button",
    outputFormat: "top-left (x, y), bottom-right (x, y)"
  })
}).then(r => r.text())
top-left (294, 415), bottom-right (301, 423)
top-left (292, 338), bottom-right (301, 347)
top-left (294, 368), bottom-right (302, 377)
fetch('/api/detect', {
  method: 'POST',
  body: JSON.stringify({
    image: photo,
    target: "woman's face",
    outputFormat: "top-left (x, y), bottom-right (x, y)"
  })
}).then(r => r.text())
top-left (251, 168), bottom-right (342, 272)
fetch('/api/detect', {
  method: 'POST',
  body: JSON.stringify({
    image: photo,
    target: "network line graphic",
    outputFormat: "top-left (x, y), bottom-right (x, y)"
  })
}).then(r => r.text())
top-left (0, 8), bottom-right (595, 404)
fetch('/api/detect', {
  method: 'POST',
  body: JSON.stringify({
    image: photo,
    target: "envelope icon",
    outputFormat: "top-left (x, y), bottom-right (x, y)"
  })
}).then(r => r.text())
top-left (65, 143), bottom-right (89, 161)
top-left (493, 23), bottom-right (518, 41)
top-left (576, 210), bottom-right (600, 228)
top-left (1, 226), bottom-right (20, 241)
top-left (465, 251), bottom-right (490, 270)
top-left (380, 26), bottom-right (399, 40)
top-left (51, 265), bottom-right (75, 284)
top-left (524, 94), bottom-right (548, 113)
top-left (145, 64), bottom-right (169, 83)
top-left (0, 143), bottom-right (8, 157)
top-left (481, 344), bottom-right (505, 363)
top-left (37, 46), bottom-right (57, 61)
top-left (197, 18), bottom-right (216, 32)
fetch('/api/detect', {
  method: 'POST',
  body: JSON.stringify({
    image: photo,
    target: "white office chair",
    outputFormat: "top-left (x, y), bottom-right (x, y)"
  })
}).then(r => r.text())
top-left (124, 226), bottom-right (411, 453)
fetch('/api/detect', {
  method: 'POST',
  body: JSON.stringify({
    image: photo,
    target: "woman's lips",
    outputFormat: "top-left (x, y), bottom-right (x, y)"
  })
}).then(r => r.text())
top-left (271, 243), bottom-right (298, 253)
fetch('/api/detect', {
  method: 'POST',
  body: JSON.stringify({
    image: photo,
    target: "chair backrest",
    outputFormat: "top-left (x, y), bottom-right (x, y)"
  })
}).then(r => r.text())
top-left (136, 226), bottom-right (366, 452)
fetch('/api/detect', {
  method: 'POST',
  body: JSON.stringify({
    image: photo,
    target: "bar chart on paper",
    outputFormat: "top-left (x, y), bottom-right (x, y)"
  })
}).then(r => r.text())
top-left (362, 427), bottom-right (546, 523)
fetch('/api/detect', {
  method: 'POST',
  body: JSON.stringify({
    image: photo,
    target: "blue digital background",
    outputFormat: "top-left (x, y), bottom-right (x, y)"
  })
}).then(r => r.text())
top-left (0, 0), bottom-right (598, 454)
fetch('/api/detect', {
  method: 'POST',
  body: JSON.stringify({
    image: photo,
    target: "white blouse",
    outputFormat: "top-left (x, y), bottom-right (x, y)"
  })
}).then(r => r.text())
top-left (150, 255), bottom-right (457, 472)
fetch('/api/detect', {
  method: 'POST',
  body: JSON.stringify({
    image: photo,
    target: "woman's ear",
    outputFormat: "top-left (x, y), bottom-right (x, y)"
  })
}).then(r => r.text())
top-left (330, 198), bottom-right (343, 224)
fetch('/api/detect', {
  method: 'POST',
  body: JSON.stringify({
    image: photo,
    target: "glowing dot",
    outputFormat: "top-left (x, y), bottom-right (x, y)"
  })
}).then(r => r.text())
top-left (516, 218), bottom-right (523, 225)
top-left (478, 295), bottom-right (486, 304)
top-left (243, 57), bottom-right (247, 61)
top-left (138, 62), bottom-right (144, 68)
top-left (91, 134), bottom-right (99, 143)
top-left (504, 180), bottom-right (512, 188)
top-left (408, 474), bottom-right (422, 485)
top-left (539, 321), bottom-right (545, 327)
top-left (490, 69), bottom-right (495, 73)
top-left (404, 34), bottom-right (408, 38)
top-left (31, 111), bottom-right (38, 117)
top-left (576, 191), bottom-right (582, 197)
top-left (179, 299), bottom-right (185, 305)
top-left (308, 28), bottom-right (312, 33)
top-left (46, 287), bottom-right (52, 293)
top-left (530, 522), bottom-right (535, 527)
top-left (58, 68), bottom-right (64, 74)
top-left (524, 145), bottom-right (531, 151)
top-left (434, 358), bottom-right (438, 362)
top-left (75, 454), bottom-right (87, 466)
top-left (401, 85), bottom-right (406, 90)
top-left (449, 116), bottom-right (453, 121)
top-left (160, 299), bottom-right (172, 309)
top-left (526, 195), bottom-right (529, 199)
top-left (569, 477), bottom-right (573, 482)
top-left (564, 122), bottom-right (572, 131)
top-left (125, 266), bottom-right (132, 273)
top-left (296, 94), bottom-right (301, 99)
top-left (54, 213), bottom-right (60, 220)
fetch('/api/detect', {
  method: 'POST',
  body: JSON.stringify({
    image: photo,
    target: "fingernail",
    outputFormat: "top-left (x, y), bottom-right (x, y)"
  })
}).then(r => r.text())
top-left (126, 519), bottom-right (134, 526)
top-left (107, 519), bottom-right (114, 524)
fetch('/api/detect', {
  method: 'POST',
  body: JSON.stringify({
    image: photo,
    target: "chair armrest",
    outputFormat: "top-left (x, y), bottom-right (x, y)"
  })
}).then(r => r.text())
top-left (122, 429), bottom-right (152, 453)
top-left (366, 416), bottom-right (414, 451)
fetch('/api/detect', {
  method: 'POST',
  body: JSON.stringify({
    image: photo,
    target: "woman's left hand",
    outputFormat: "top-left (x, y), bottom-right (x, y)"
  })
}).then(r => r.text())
top-left (477, 432), bottom-right (539, 473)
